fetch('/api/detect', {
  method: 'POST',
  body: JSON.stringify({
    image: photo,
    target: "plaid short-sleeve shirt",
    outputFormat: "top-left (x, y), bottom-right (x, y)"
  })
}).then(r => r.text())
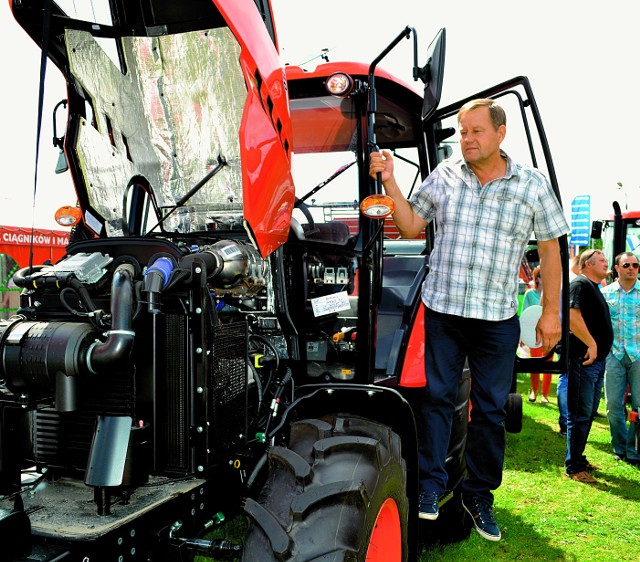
top-left (410, 152), bottom-right (569, 321)
top-left (601, 280), bottom-right (640, 362)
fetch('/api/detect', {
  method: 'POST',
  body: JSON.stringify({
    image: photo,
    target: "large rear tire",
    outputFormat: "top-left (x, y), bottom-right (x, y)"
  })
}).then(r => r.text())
top-left (242, 415), bottom-right (409, 561)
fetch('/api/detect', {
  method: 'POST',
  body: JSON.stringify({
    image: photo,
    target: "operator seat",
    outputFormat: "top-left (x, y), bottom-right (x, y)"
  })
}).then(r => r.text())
top-left (303, 221), bottom-right (351, 245)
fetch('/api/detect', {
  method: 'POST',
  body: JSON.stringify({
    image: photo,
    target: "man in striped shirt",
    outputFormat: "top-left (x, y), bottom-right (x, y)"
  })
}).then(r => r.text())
top-left (369, 98), bottom-right (568, 541)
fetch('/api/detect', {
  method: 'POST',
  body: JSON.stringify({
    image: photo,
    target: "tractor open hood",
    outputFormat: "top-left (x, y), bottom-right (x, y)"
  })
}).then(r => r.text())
top-left (10, 0), bottom-right (294, 257)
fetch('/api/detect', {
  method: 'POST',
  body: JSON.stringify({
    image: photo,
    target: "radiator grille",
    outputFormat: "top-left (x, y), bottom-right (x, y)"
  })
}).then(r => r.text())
top-left (209, 322), bottom-right (247, 451)
top-left (31, 316), bottom-right (248, 477)
top-left (158, 313), bottom-right (189, 474)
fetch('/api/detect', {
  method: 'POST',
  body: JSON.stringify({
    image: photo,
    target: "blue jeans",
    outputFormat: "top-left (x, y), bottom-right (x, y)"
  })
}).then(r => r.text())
top-left (418, 308), bottom-right (520, 504)
top-left (557, 372), bottom-right (568, 433)
top-left (604, 353), bottom-right (640, 460)
top-left (565, 357), bottom-right (605, 473)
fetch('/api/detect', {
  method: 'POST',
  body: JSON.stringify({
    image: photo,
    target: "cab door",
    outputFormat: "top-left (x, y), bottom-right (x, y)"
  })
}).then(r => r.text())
top-left (424, 77), bottom-right (570, 376)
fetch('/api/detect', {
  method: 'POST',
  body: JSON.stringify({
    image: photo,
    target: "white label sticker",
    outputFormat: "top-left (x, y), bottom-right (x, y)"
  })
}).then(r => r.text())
top-left (310, 291), bottom-right (351, 317)
top-left (84, 210), bottom-right (103, 235)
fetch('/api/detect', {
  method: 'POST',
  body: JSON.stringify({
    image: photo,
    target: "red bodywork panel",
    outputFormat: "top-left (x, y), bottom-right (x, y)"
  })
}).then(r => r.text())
top-left (610, 211), bottom-right (640, 220)
top-left (285, 62), bottom-right (419, 154)
top-left (399, 305), bottom-right (426, 387)
top-left (216, 0), bottom-right (294, 257)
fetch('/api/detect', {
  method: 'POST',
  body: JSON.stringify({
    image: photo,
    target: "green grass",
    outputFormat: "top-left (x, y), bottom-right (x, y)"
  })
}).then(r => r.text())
top-left (201, 373), bottom-right (640, 561)
top-left (422, 373), bottom-right (640, 561)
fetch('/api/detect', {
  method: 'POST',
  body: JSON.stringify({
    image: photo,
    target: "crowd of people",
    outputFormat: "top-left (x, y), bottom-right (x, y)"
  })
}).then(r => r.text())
top-left (369, 96), bottom-right (638, 544)
top-left (520, 248), bottom-right (640, 483)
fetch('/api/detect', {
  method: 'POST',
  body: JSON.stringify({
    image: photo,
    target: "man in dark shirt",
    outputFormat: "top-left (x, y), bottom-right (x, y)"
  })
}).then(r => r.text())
top-left (565, 249), bottom-right (613, 482)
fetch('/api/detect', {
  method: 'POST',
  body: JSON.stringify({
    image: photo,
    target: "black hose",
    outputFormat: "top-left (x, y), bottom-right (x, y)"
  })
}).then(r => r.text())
top-left (67, 277), bottom-right (100, 316)
top-left (12, 265), bottom-right (47, 288)
top-left (86, 264), bottom-right (136, 374)
top-left (245, 452), bottom-right (268, 493)
top-left (263, 367), bottom-right (292, 439)
top-left (250, 334), bottom-right (280, 371)
top-left (14, 264), bottom-right (103, 324)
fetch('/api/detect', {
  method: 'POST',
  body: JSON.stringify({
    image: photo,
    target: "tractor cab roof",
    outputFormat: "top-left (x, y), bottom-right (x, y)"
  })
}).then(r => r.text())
top-left (285, 62), bottom-right (423, 153)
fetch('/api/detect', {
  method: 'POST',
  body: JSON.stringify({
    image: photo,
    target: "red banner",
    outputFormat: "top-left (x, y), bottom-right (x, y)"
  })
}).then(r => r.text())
top-left (0, 225), bottom-right (69, 268)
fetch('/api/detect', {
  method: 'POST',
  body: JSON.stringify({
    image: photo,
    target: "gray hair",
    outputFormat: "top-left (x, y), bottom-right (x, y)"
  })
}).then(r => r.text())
top-left (458, 99), bottom-right (506, 131)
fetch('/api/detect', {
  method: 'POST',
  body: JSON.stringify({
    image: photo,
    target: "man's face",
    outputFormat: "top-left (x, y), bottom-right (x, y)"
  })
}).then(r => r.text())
top-left (616, 253), bottom-right (639, 282)
top-left (458, 107), bottom-right (506, 165)
top-left (587, 252), bottom-right (609, 281)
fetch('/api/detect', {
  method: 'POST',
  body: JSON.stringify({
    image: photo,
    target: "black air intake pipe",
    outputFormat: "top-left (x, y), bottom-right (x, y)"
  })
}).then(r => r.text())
top-left (86, 263), bottom-right (136, 374)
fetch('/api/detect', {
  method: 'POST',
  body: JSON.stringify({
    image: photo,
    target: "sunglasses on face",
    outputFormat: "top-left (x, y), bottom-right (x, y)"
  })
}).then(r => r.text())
top-left (580, 250), bottom-right (603, 268)
top-left (621, 262), bottom-right (639, 269)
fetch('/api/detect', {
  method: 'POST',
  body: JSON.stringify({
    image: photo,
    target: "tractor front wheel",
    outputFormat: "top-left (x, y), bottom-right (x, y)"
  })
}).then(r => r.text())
top-left (243, 415), bottom-right (409, 561)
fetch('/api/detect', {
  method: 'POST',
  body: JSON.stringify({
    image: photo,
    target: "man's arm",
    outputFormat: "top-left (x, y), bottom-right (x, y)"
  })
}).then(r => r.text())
top-left (536, 238), bottom-right (562, 353)
top-left (569, 307), bottom-right (598, 365)
top-left (369, 150), bottom-right (428, 239)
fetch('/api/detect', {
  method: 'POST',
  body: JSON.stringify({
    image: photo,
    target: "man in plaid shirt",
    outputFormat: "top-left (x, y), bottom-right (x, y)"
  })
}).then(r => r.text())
top-left (369, 98), bottom-right (568, 541)
top-left (601, 251), bottom-right (640, 465)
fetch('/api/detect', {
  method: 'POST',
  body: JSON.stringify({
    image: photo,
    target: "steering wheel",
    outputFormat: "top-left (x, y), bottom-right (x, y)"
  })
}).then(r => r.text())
top-left (294, 197), bottom-right (318, 236)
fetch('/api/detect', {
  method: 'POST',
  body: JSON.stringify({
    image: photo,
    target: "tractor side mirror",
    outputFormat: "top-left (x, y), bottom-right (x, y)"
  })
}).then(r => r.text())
top-left (53, 99), bottom-right (69, 174)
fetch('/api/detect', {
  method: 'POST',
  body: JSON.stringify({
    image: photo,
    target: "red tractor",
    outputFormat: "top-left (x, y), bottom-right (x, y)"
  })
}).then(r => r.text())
top-left (1, 1), bottom-right (568, 560)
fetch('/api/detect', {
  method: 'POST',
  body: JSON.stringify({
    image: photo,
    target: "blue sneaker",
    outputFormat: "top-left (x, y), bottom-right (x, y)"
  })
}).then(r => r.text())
top-left (418, 490), bottom-right (439, 520)
top-left (462, 497), bottom-right (501, 541)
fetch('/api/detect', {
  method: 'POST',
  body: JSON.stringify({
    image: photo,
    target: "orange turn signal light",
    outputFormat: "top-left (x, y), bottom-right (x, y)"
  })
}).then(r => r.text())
top-left (55, 205), bottom-right (82, 227)
top-left (360, 194), bottom-right (395, 219)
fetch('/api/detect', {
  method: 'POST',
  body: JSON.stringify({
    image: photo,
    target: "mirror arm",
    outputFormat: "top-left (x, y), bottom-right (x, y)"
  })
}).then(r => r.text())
top-left (367, 26), bottom-right (414, 193)
top-left (412, 31), bottom-right (430, 84)
top-left (368, 26), bottom-right (413, 79)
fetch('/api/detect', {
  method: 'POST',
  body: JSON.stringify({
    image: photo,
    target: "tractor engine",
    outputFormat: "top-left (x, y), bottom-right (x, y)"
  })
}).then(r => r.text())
top-left (0, 238), bottom-right (273, 521)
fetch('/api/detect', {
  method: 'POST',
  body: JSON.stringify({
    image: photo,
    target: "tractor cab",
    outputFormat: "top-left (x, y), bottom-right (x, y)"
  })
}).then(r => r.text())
top-left (284, 32), bottom-right (570, 386)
